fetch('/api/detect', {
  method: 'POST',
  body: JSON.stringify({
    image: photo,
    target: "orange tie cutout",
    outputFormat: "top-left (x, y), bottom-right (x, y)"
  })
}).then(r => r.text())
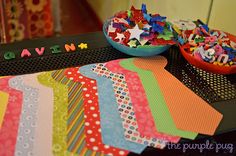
top-left (134, 56), bottom-right (223, 135)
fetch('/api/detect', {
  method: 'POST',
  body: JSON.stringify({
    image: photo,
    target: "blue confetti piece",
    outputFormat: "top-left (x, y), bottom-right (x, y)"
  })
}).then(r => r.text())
top-left (203, 57), bottom-right (212, 62)
top-left (152, 23), bottom-right (164, 33)
top-left (143, 13), bottom-right (151, 22)
top-left (113, 23), bottom-right (122, 29)
top-left (228, 53), bottom-right (235, 61)
top-left (126, 18), bottom-right (131, 25)
top-left (178, 36), bottom-right (185, 45)
top-left (201, 24), bottom-right (209, 32)
top-left (223, 46), bottom-right (236, 53)
top-left (141, 4), bottom-right (147, 14)
top-left (150, 15), bottom-right (166, 22)
top-left (121, 25), bottom-right (127, 31)
top-left (140, 31), bottom-right (150, 37)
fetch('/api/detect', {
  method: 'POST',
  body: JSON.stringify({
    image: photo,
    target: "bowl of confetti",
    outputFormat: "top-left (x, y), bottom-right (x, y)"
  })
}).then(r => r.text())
top-left (173, 19), bottom-right (236, 74)
top-left (103, 4), bottom-right (176, 56)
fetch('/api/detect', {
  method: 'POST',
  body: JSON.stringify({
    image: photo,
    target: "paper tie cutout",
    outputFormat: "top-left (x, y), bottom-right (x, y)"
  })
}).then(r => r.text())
top-left (51, 69), bottom-right (101, 155)
top-left (38, 72), bottom-right (99, 156)
top-left (120, 59), bottom-right (197, 139)
top-left (133, 56), bottom-right (223, 135)
top-left (106, 59), bottom-right (180, 143)
top-left (65, 67), bottom-right (129, 156)
top-left (92, 63), bottom-right (166, 148)
top-left (38, 72), bottom-right (69, 156)
top-left (9, 76), bottom-right (39, 156)
top-left (23, 74), bottom-right (54, 156)
top-left (0, 77), bottom-right (23, 156)
top-left (79, 64), bottom-right (146, 154)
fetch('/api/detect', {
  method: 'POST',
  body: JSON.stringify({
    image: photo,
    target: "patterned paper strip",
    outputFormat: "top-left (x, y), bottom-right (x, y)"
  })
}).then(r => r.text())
top-left (79, 64), bottom-right (146, 154)
top-left (9, 76), bottom-right (39, 156)
top-left (65, 67), bottom-right (129, 156)
top-left (0, 77), bottom-right (23, 156)
top-left (38, 72), bottom-right (68, 156)
top-left (106, 59), bottom-right (180, 143)
top-left (23, 74), bottom-right (54, 156)
top-left (51, 69), bottom-right (103, 155)
top-left (133, 56), bottom-right (223, 135)
top-left (120, 59), bottom-right (197, 139)
top-left (92, 63), bottom-right (166, 148)
top-left (38, 72), bottom-right (104, 156)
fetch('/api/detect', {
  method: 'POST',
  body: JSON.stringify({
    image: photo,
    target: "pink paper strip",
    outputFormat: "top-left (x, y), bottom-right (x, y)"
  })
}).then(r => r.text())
top-left (106, 60), bottom-right (180, 143)
top-left (22, 74), bottom-right (54, 156)
top-left (0, 77), bottom-right (23, 156)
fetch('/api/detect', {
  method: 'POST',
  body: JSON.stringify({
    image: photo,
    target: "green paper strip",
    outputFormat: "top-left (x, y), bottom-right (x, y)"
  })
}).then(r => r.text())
top-left (38, 72), bottom-right (105, 156)
top-left (51, 70), bottom-right (102, 156)
top-left (120, 59), bottom-right (197, 139)
top-left (38, 72), bottom-right (73, 156)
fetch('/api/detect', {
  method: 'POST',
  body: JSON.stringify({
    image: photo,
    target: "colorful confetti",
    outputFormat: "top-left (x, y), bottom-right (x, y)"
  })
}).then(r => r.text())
top-left (173, 19), bottom-right (236, 67)
top-left (105, 4), bottom-right (176, 48)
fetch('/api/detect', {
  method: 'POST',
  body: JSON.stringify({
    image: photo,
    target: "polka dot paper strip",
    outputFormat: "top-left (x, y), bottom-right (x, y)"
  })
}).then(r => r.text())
top-left (106, 59), bottom-right (180, 143)
top-left (0, 77), bottom-right (23, 156)
top-left (79, 64), bottom-right (146, 154)
top-left (51, 69), bottom-right (102, 155)
top-left (92, 63), bottom-right (166, 148)
top-left (120, 59), bottom-right (198, 139)
top-left (9, 76), bottom-right (39, 156)
top-left (23, 74), bottom-right (54, 156)
top-left (65, 67), bottom-right (129, 156)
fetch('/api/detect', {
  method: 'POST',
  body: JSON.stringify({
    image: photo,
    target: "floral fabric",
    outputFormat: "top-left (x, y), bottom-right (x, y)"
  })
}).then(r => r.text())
top-left (2, 0), bottom-right (53, 43)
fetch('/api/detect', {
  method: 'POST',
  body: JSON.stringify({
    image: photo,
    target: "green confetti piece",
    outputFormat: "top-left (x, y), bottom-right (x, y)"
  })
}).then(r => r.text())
top-left (195, 37), bottom-right (205, 43)
top-left (127, 10), bottom-right (132, 18)
top-left (157, 28), bottom-right (174, 40)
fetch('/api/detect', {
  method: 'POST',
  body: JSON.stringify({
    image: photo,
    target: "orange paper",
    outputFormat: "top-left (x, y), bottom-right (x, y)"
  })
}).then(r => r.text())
top-left (134, 56), bottom-right (223, 135)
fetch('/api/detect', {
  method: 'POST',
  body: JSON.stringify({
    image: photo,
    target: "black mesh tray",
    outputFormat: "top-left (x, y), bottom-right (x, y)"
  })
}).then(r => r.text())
top-left (1, 32), bottom-right (236, 155)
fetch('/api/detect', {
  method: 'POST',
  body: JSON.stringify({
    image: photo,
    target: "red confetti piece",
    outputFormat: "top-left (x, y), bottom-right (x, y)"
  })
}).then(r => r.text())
top-left (130, 6), bottom-right (145, 23)
top-left (109, 32), bottom-right (119, 42)
top-left (142, 20), bottom-right (148, 25)
top-left (142, 33), bottom-right (157, 40)
top-left (123, 31), bottom-right (131, 44)
top-left (152, 14), bottom-right (161, 17)
top-left (156, 22), bottom-right (165, 27)
top-left (123, 23), bottom-right (132, 29)
top-left (151, 38), bottom-right (176, 45)
top-left (116, 28), bottom-right (122, 33)
top-left (115, 11), bottom-right (128, 19)
top-left (182, 30), bottom-right (193, 39)
top-left (182, 43), bottom-right (191, 53)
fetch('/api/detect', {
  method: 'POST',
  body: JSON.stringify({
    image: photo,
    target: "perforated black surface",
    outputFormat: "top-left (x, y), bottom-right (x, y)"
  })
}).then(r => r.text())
top-left (1, 32), bottom-right (236, 155)
top-left (164, 47), bottom-right (236, 104)
top-left (1, 34), bottom-right (235, 102)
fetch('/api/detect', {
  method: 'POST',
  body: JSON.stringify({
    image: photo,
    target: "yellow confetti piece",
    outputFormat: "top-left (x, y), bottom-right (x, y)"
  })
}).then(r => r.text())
top-left (173, 25), bottom-right (181, 35)
top-left (78, 43), bottom-right (88, 49)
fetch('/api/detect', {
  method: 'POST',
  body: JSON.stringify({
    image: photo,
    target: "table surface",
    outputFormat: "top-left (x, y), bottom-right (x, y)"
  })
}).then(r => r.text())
top-left (0, 31), bottom-right (236, 155)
